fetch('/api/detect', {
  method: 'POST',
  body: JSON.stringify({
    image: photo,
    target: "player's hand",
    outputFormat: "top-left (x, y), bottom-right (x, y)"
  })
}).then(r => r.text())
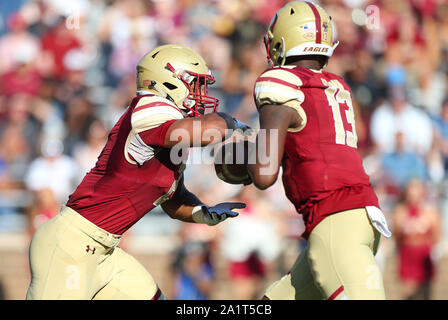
top-left (192, 202), bottom-right (246, 226)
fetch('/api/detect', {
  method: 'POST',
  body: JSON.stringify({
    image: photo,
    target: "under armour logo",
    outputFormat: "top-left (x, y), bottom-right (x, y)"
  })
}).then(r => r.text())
top-left (86, 245), bottom-right (96, 255)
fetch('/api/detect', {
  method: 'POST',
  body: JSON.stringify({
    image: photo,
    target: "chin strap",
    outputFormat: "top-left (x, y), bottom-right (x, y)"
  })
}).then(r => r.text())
top-left (279, 37), bottom-right (286, 66)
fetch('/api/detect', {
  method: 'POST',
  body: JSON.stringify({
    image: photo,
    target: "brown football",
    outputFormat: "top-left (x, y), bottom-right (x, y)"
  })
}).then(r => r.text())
top-left (214, 140), bottom-right (254, 185)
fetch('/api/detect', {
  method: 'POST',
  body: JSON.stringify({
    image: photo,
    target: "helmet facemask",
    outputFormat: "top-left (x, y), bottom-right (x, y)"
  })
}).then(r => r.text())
top-left (264, 13), bottom-right (279, 67)
top-left (165, 63), bottom-right (219, 117)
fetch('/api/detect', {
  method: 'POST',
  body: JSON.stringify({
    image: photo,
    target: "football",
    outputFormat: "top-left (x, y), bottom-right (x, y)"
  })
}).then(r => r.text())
top-left (214, 140), bottom-right (254, 185)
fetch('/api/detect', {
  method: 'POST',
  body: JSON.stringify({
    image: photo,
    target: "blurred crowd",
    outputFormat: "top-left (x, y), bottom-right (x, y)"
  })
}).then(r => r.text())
top-left (0, 0), bottom-right (448, 300)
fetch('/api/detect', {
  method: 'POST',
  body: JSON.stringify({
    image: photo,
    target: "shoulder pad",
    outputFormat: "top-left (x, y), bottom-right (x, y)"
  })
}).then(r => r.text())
top-left (254, 67), bottom-right (305, 110)
top-left (131, 95), bottom-right (183, 133)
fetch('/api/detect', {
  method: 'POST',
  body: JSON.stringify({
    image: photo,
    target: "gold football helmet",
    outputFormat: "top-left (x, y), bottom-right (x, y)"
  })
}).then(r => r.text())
top-left (136, 44), bottom-right (219, 117)
top-left (264, 1), bottom-right (339, 67)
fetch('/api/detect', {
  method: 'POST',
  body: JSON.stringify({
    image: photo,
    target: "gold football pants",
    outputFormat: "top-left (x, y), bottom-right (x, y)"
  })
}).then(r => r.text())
top-left (264, 208), bottom-right (385, 300)
top-left (26, 206), bottom-right (162, 300)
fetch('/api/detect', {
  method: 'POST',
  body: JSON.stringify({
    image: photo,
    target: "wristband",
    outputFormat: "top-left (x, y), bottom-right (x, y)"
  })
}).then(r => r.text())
top-left (216, 112), bottom-right (235, 131)
top-left (192, 205), bottom-right (205, 224)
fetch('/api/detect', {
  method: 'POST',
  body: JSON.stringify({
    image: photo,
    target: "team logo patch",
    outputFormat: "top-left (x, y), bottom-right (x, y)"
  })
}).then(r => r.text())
top-left (322, 22), bottom-right (329, 41)
top-left (302, 23), bottom-right (316, 32)
top-left (86, 245), bottom-right (96, 255)
top-left (302, 23), bottom-right (316, 40)
top-left (304, 32), bottom-right (315, 40)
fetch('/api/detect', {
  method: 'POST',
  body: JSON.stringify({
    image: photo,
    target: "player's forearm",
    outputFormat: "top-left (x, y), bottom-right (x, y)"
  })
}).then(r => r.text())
top-left (245, 124), bottom-right (282, 190)
top-left (164, 204), bottom-right (197, 223)
top-left (164, 113), bottom-right (229, 148)
top-left (164, 112), bottom-right (251, 148)
top-left (246, 140), bottom-right (280, 190)
top-left (161, 187), bottom-right (203, 223)
top-left (247, 105), bottom-right (295, 190)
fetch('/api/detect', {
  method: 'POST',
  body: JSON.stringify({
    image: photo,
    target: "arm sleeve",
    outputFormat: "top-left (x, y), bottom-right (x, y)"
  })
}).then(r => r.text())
top-left (254, 68), bottom-right (307, 132)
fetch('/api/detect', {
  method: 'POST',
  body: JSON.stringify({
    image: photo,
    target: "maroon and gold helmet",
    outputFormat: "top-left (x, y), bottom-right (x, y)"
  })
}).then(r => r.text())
top-left (264, 1), bottom-right (339, 67)
top-left (136, 44), bottom-right (219, 117)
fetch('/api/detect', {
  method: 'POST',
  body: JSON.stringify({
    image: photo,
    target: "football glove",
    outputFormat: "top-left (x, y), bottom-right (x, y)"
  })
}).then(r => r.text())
top-left (192, 202), bottom-right (246, 226)
top-left (217, 112), bottom-right (253, 136)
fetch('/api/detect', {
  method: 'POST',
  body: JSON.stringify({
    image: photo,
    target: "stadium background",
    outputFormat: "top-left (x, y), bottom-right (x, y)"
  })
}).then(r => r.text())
top-left (0, 0), bottom-right (448, 300)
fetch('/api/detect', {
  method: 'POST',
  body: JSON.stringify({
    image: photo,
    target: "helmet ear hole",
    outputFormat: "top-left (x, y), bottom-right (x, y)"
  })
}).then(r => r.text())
top-left (273, 42), bottom-right (281, 52)
top-left (163, 82), bottom-right (178, 90)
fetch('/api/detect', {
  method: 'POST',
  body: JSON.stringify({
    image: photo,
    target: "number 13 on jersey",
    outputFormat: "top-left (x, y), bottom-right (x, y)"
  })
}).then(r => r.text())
top-left (321, 78), bottom-right (358, 148)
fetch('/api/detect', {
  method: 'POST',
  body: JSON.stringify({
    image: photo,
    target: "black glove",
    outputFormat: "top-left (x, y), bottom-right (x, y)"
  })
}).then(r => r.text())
top-left (192, 202), bottom-right (246, 226)
top-left (217, 112), bottom-right (253, 136)
top-left (232, 117), bottom-right (253, 136)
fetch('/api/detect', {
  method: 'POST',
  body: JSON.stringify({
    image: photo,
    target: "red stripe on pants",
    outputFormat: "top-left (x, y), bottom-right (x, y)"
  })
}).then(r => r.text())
top-left (151, 288), bottom-right (162, 300)
top-left (328, 285), bottom-right (344, 300)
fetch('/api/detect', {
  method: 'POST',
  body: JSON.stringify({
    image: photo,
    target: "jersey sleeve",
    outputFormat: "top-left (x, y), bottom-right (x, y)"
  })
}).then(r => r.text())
top-left (131, 95), bottom-right (184, 140)
top-left (137, 119), bottom-right (178, 146)
top-left (254, 67), bottom-right (307, 132)
top-left (125, 96), bottom-right (184, 165)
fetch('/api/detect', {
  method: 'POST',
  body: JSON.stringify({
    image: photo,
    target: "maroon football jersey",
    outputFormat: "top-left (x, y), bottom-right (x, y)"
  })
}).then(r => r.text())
top-left (254, 66), bottom-right (379, 239)
top-left (66, 94), bottom-right (185, 235)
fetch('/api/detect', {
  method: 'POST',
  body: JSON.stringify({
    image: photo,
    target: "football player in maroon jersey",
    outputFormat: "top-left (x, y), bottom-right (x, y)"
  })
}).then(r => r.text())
top-left (26, 45), bottom-right (250, 300)
top-left (245, 1), bottom-right (392, 300)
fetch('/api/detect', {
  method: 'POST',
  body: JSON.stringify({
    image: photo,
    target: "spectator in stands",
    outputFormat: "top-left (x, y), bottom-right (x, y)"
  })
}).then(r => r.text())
top-left (432, 98), bottom-right (448, 171)
top-left (72, 119), bottom-right (107, 177)
top-left (0, 12), bottom-right (42, 76)
top-left (24, 138), bottom-right (79, 205)
top-left (219, 186), bottom-right (282, 300)
top-left (393, 179), bottom-right (442, 300)
top-left (63, 96), bottom-right (97, 155)
top-left (171, 241), bottom-right (215, 300)
top-left (40, 17), bottom-right (82, 80)
top-left (370, 82), bottom-right (433, 157)
top-left (0, 94), bottom-right (37, 181)
top-left (380, 131), bottom-right (427, 191)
